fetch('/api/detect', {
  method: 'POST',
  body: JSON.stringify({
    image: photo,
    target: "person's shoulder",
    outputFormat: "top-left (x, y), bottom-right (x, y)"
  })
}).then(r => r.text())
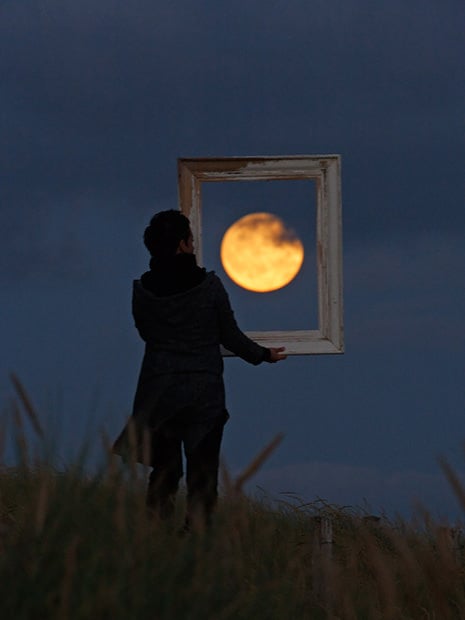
top-left (133, 276), bottom-right (161, 300)
top-left (204, 271), bottom-right (226, 290)
top-left (202, 273), bottom-right (232, 307)
top-left (132, 278), bottom-right (152, 300)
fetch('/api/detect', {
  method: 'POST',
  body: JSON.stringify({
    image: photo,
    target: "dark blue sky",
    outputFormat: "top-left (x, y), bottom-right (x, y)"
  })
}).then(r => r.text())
top-left (1, 0), bottom-right (464, 520)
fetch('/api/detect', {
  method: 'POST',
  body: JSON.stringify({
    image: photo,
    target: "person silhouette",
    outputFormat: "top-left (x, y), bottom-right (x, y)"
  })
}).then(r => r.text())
top-left (113, 210), bottom-right (286, 530)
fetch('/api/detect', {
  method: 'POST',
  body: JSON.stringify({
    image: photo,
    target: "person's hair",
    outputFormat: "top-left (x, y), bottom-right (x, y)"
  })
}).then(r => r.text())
top-left (143, 210), bottom-right (191, 258)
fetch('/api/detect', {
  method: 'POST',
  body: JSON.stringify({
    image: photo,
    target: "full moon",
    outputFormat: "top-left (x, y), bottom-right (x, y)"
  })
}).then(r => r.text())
top-left (220, 212), bottom-right (304, 292)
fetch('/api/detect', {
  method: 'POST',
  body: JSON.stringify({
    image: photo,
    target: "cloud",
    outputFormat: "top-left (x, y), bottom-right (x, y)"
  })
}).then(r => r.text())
top-left (233, 213), bottom-right (300, 245)
top-left (1, 0), bottom-right (463, 238)
top-left (344, 231), bottom-right (465, 351)
top-left (1, 0), bottom-right (464, 504)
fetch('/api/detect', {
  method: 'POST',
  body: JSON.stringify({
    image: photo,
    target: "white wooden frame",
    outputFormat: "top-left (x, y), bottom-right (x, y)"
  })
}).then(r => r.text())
top-left (177, 155), bottom-right (344, 355)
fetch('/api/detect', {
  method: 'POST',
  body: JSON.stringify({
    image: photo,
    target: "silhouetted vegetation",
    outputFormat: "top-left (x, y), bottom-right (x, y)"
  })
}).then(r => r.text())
top-left (1, 376), bottom-right (464, 619)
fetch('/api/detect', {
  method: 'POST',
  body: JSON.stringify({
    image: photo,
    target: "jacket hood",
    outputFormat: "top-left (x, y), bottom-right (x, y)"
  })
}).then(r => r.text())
top-left (132, 272), bottom-right (218, 336)
top-left (141, 253), bottom-right (206, 297)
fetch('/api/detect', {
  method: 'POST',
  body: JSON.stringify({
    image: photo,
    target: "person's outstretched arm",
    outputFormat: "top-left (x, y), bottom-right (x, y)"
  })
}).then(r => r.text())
top-left (214, 276), bottom-right (286, 365)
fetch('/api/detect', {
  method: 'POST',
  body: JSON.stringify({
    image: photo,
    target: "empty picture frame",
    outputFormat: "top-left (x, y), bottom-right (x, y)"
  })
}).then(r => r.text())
top-left (177, 155), bottom-right (344, 355)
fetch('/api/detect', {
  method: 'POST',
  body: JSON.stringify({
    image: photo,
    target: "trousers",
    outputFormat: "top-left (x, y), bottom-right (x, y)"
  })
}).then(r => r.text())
top-left (146, 416), bottom-right (226, 527)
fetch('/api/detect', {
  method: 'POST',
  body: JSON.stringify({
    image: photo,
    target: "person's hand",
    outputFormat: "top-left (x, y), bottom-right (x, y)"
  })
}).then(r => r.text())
top-left (269, 347), bottom-right (287, 363)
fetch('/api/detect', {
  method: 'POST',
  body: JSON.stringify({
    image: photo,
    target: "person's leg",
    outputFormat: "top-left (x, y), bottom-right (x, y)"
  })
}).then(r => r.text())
top-left (184, 421), bottom-right (225, 530)
top-left (146, 429), bottom-right (183, 521)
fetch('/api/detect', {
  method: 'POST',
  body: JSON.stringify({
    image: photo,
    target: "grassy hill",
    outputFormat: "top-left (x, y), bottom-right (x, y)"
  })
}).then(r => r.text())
top-left (2, 377), bottom-right (465, 619)
top-left (1, 462), bottom-right (465, 619)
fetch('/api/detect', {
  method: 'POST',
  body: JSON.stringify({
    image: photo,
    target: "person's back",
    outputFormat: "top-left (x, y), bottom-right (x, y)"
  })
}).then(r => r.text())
top-left (113, 209), bottom-right (286, 530)
top-left (134, 259), bottom-right (271, 376)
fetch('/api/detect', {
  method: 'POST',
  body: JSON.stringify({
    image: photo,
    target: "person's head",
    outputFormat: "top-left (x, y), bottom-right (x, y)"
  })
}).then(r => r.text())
top-left (143, 210), bottom-right (193, 259)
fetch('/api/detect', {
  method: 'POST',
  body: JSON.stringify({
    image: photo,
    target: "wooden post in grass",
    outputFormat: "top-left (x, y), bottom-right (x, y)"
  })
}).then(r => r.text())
top-left (312, 516), bottom-right (334, 610)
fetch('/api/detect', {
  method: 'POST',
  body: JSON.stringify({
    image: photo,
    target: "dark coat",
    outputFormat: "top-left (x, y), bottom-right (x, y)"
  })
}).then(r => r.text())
top-left (113, 254), bottom-right (269, 465)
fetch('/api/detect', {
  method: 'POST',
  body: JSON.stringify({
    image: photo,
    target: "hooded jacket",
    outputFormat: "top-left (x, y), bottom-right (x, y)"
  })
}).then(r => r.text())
top-left (113, 254), bottom-right (269, 464)
top-left (132, 268), bottom-right (269, 376)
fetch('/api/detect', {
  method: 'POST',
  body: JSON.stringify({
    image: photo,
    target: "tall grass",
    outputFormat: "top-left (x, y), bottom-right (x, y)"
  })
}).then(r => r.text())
top-left (1, 376), bottom-right (465, 619)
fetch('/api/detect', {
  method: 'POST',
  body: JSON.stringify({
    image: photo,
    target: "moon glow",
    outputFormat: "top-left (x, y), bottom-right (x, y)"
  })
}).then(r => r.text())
top-left (220, 212), bottom-right (304, 292)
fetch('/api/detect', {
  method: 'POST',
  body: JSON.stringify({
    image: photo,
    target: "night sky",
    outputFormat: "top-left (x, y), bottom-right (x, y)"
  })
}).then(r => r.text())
top-left (2, 0), bottom-right (464, 520)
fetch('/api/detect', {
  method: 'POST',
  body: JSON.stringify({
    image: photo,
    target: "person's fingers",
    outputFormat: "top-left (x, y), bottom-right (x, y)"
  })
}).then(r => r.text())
top-left (269, 347), bottom-right (287, 362)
